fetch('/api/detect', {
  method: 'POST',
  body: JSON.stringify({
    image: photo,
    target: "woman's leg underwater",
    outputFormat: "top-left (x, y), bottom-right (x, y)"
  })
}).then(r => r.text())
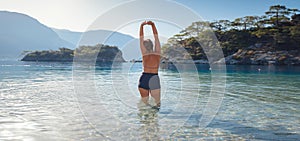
top-left (139, 88), bottom-right (150, 104)
top-left (150, 89), bottom-right (161, 107)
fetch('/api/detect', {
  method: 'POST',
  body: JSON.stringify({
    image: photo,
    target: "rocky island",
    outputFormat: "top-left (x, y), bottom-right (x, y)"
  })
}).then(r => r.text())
top-left (21, 44), bottom-right (125, 62)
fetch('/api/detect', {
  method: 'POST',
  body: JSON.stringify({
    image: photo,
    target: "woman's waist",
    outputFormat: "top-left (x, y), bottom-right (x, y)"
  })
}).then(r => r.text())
top-left (142, 72), bottom-right (158, 75)
top-left (143, 68), bottom-right (159, 74)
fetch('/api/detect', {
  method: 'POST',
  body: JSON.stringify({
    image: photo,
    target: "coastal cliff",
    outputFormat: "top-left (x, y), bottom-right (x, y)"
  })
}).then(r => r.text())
top-left (162, 5), bottom-right (300, 66)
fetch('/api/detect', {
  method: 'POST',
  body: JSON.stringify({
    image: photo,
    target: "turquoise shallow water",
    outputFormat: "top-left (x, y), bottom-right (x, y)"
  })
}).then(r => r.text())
top-left (0, 60), bottom-right (299, 140)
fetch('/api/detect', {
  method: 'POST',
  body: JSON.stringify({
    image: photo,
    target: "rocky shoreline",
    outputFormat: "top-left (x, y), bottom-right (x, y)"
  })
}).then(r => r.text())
top-left (161, 48), bottom-right (300, 66)
top-left (21, 45), bottom-right (299, 66)
top-left (219, 49), bottom-right (300, 65)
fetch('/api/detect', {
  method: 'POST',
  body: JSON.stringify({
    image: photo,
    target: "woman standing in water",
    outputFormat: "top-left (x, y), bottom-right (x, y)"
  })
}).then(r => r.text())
top-left (138, 21), bottom-right (161, 110)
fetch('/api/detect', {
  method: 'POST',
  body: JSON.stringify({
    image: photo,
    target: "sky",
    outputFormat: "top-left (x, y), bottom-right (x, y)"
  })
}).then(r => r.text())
top-left (1, 0), bottom-right (300, 38)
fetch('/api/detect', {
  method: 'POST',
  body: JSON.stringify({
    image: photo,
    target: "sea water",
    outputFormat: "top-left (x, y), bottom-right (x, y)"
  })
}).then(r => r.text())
top-left (0, 60), bottom-right (299, 140)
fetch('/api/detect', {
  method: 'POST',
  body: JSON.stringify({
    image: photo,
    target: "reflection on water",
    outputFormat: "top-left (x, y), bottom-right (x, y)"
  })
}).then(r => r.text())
top-left (137, 101), bottom-right (160, 140)
top-left (0, 60), bottom-right (300, 140)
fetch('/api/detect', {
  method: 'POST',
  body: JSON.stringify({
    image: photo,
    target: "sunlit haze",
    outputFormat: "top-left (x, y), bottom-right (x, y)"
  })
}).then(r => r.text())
top-left (1, 0), bottom-right (300, 38)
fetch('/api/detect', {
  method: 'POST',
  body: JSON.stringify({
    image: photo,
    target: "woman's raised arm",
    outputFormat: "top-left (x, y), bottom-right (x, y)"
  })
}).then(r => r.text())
top-left (148, 21), bottom-right (161, 54)
top-left (139, 21), bottom-right (147, 55)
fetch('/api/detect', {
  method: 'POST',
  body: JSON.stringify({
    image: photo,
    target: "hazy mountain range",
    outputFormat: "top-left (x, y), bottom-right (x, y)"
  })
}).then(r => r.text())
top-left (52, 28), bottom-right (136, 47)
top-left (0, 11), bottom-right (138, 60)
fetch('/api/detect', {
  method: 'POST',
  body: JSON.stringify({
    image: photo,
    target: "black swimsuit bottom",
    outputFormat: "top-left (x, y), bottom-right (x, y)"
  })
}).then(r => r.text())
top-left (138, 72), bottom-right (160, 90)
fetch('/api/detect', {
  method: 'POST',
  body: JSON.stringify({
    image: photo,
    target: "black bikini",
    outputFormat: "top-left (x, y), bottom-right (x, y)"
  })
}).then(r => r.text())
top-left (138, 72), bottom-right (160, 90)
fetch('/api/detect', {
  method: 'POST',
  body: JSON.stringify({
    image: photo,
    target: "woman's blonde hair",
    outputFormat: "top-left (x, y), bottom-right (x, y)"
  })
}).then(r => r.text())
top-left (143, 39), bottom-right (153, 52)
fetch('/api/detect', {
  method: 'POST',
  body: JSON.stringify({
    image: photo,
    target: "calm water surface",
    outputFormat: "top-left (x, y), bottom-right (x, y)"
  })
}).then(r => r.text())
top-left (0, 60), bottom-right (299, 140)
